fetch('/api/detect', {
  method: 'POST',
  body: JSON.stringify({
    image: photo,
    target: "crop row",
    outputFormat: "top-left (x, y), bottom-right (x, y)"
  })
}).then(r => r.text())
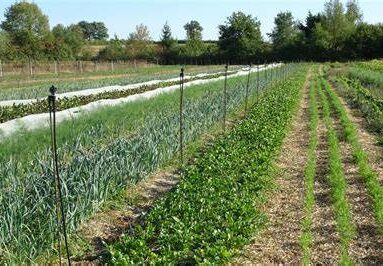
top-left (300, 73), bottom-right (319, 265)
top-left (354, 60), bottom-right (383, 73)
top-left (331, 76), bottom-right (383, 135)
top-left (318, 79), bottom-right (355, 264)
top-left (322, 78), bottom-right (383, 232)
top-left (109, 66), bottom-right (307, 264)
top-left (347, 67), bottom-right (383, 96)
top-left (0, 70), bottom-right (241, 123)
top-left (0, 64), bottom-right (295, 263)
top-left (0, 65), bottom-right (231, 100)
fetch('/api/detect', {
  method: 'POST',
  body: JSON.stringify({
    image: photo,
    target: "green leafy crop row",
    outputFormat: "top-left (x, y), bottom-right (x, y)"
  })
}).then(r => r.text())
top-left (109, 67), bottom-right (307, 264)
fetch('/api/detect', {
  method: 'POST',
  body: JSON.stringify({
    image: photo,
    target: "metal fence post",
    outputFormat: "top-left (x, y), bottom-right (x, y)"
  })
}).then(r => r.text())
top-left (179, 68), bottom-right (185, 167)
top-left (223, 63), bottom-right (228, 132)
top-left (48, 86), bottom-right (71, 266)
top-left (244, 63), bottom-right (251, 113)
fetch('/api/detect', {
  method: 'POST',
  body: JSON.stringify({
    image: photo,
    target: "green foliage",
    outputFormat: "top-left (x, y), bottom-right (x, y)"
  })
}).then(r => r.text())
top-left (109, 66), bottom-right (306, 264)
top-left (77, 21), bottom-right (108, 41)
top-left (1, 1), bottom-right (50, 60)
top-left (98, 37), bottom-right (125, 60)
top-left (183, 20), bottom-right (205, 57)
top-left (323, 77), bottom-right (383, 233)
top-left (331, 76), bottom-right (383, 133)
top-left (318, 78), bottom-right (355, 264)
top-left (0, 65), bottom-right (287, 263)
top-left (300, 74), bottom-right (319, 265)
top-left (0, 31), bottom-right (15, 60)
top-left (218, 12), bottom-right (263, 63)
top-left (160, 22), bottom-right (176, 50)
top-left (47, 24), bottom-right (85, 60)
top-left (269, 12), bottom-right (298, 53)
top-left (0, 65), bottom-right (229, 100)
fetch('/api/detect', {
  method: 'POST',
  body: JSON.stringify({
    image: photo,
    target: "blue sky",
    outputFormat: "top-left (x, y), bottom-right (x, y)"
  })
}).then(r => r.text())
top-left (0, 0), bottom-right (382, 41)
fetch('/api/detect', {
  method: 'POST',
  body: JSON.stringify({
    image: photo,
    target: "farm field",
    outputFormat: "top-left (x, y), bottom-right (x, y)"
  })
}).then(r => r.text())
top-left (1, 0), bottom-right (383, 264)
top-left (0, 62), bottom-right (291, 263)
top-left (1, 61), bottom-right (383, 264)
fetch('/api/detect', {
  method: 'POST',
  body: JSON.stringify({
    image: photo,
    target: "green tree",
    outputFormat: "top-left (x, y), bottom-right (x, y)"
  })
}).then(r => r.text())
top-left (346, 23), bottom-right (383, 59)
top-left (98, 36), bottom-right (126, 60)
top-left (1, 1), bottom-right (50, 60)
top-left (321, 0), bottom-right (354, 53)
top-left (183, 20), bottom-right (204, 58)
top-left (218, 12), bottom-right (263, 62)
top-left (346, 0), bottom-right (363, 24)
top-left (47, 24), bottom-right (85, 60)
top-left (77, 21), bottom-right (109, 41)
top-left (160, 22), bottom-right (175, 50)
top-left (127, 24), bottom-right (154, 60)
top-left (129, 23), bottom-right (151, 41)
top-left (0, 31), bottom-right (14, 60)
top-left (160, 22), bottom-right (176, 63)
top-left (184, 20), bottom-right (203, 41)
top-left (269, 11), bottom-right (299, 59)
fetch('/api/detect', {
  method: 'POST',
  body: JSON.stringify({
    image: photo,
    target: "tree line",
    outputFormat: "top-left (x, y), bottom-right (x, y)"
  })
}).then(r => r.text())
top-left (0, 0), bottom-right (382, 65)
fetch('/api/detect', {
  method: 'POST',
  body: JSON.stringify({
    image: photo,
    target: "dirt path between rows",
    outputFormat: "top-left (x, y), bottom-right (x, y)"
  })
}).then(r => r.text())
top-left (232, 70), bottom-right (311, 264)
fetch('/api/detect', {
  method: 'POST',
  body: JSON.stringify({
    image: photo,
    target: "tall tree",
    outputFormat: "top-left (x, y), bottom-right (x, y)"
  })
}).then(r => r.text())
top-left (322, 0), bottom-right (353, 51)
top-left (160, 22), bottom-right (176, 63)
top-left (0, 31), bottom-right (13, 60)
top-left (269, 12), bottom-right (299, 52)
top-left (218, 12), bottom-right (263, 62)
top-left (1, 1), bottom-right (49, 60)
top-left (183, 20), bottom-right (204, 57)
top-left (48, 24), bottom-right (85, 59)
top-left (160, 22), bottom-right (175, 50)
top-left (129, 23), bottom-right (151, 41)
top-left (184, 20), bottom-right (203, 41)
top-left (346, 0), bottom-right (363, 24)
top-left (127, 24), bottom-right (153, 60)
top-left (77, 21), bottom-right (109, 41)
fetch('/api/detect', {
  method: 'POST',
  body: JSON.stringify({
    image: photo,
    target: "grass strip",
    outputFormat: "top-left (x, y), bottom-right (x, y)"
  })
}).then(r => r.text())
top-left (318, 80), bottom-right (355, 265)
top-left (108, 68), bottom-right (308, 264)
top-left (300, 75), bottom-right (319, 265)
top-left (323, 78), bottom-right (383, 232)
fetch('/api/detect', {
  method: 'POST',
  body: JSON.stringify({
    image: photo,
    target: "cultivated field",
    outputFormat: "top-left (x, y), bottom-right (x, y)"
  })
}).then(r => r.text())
top-left (1, 60), bottom-right (383, 264)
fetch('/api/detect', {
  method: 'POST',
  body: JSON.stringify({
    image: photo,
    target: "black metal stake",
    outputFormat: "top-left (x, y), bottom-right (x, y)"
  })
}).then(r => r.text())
top-left (48, 86), bottom-right (71, 266)
top-left (179, 68), bottom-right (185, 167)
top-left (223, 64), bottom-right (228, 132)
top-left (244, 63), bottom-right (251, 113)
